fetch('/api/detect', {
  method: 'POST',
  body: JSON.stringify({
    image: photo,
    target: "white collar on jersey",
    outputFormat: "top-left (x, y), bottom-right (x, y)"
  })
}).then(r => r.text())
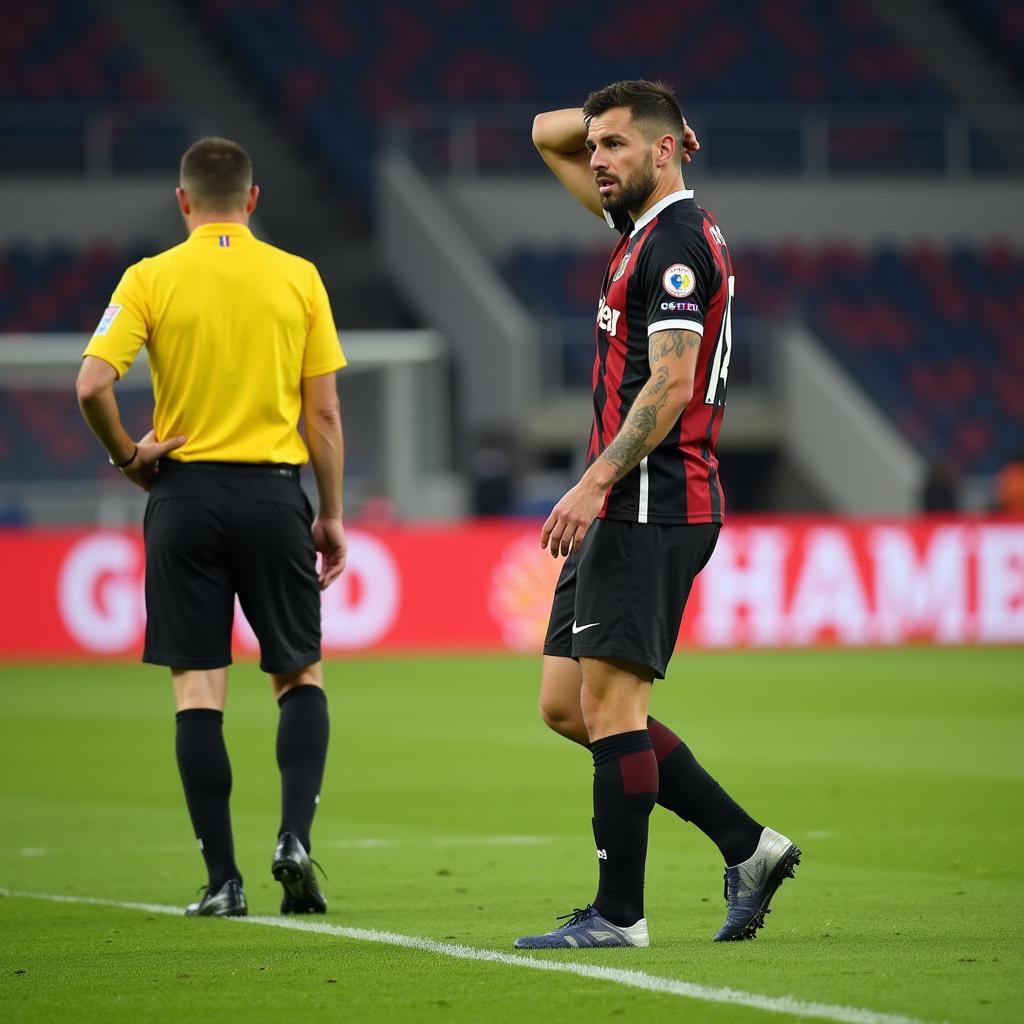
top-left (602, 188), bottom-right (695, 236)
top-left (630, 188), bottom-right (694, 235)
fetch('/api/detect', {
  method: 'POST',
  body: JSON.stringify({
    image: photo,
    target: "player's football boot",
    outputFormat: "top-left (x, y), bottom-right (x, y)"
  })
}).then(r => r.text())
top-left (714, 826), bottom-right (801, 941)
top-left (184, 878), bottom-right (247, 917)
top-left (272, 832), bottom-right (327, 914)
top-left (514, 905), bottom-right (649, 949)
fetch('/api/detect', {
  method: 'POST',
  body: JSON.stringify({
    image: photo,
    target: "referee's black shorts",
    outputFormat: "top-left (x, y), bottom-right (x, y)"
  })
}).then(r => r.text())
top-left (543, 518), bottom-right (719, 680)
top-left (142, 460), bottom-right (321, 674)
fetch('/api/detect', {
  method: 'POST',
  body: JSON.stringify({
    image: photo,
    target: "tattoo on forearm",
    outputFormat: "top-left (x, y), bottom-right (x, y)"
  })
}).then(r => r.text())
top-left (599, 366), bottom-right (673, 480)
top-left (599, 329), bottom-right (699, 482)
top-left (648, 364), bottom-right (669, 396)
top-left (650, 329), bottom-right (700, 363)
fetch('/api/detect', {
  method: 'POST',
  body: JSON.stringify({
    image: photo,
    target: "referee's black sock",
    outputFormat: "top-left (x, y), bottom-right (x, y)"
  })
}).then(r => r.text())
top-left (174, 709), bottom-right (241, 891)
top-left (276, 685), bottom-right (329, 854)
top-left (590, 730), bottom-right (658, 927)
top-left (648, 716), bottom-right (762, 865)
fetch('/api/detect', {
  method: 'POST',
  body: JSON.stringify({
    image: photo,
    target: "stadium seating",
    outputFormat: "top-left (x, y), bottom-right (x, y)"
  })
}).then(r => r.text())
top-left (5, 238), bottom-right (1019, 478)
top-left (0, 242), bottom-right (156, 333)
top-left (3, 238), bottom-right (1020, 479)
top-left (0, 385), bottom-right (155, 482)
top-left (504, 242), bottom-right (1024, 475)
top-left (0, 1), bottom-right (159, 102)
top-left (0, 1), bottom-right (185, 172)
top-left (0, 241), bottom-right (158, 481)
top-left (193, 0), bottom-right (952, 191)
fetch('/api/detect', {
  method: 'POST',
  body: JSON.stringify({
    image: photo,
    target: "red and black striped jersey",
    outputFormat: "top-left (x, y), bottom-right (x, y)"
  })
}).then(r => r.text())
top-left (589, 190), bottom-right (733, 524)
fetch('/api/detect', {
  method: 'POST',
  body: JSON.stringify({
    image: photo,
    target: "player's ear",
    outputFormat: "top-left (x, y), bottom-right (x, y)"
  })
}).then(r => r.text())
top-left (246, 185), bottom-right (260, 214)
top-left (655, 132), bottom-right (676, 169)
top-left (175, 187), bottom-right (190, 216)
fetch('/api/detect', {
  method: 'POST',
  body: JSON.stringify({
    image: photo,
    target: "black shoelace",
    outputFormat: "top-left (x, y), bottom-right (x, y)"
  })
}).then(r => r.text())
top-left (555, 905), bottom-right (594, 928)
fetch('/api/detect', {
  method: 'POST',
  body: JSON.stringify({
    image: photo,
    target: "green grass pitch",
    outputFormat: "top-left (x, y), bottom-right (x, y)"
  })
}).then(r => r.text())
top-left (1, 648), bottom-right (1021, 1023)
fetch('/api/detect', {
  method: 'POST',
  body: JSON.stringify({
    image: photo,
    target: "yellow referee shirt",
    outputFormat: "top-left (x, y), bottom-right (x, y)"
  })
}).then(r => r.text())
top-left (83, 222), bottom-right (347, 465)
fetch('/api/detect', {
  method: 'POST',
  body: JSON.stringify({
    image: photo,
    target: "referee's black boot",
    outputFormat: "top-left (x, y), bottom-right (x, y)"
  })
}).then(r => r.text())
top-left (184, 878), bottom-right (248, 917)
top-left (272, 832), bottom-right (327, 914)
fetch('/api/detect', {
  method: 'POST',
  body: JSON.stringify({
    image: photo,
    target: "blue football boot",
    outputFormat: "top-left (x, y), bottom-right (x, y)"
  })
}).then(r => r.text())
top-left (514, 905), bottom-right (649, 949)
top-left (714, 827), bottom-right (800, 941)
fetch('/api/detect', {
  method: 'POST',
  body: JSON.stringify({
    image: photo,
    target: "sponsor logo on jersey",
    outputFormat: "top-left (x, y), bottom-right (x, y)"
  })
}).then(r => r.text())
top-left (611, 252), bottom-right (631, 282)
top-left (93, 305), bottom-right (122, 336)
top-left (662, 264), bottom-right (696, 297)
top-left (597, 297), bottom-right (622, 337)
top-left (659, 301), bottom-right (700, 312)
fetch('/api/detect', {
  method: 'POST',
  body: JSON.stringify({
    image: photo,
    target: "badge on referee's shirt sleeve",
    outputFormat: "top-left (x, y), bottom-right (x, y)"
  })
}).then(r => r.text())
top-left (93, 305), bottom-right (123, 336)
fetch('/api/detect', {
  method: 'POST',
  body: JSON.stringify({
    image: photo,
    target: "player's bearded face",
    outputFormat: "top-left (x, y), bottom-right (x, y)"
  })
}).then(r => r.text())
top-left (599, 149), bottom-right (657, 213)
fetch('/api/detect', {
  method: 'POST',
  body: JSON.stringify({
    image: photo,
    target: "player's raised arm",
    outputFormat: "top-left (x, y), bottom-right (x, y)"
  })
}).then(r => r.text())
top-left (533, 107), bottom-right (701, 220)
top-left (532, 107), bottom-right (604, 218)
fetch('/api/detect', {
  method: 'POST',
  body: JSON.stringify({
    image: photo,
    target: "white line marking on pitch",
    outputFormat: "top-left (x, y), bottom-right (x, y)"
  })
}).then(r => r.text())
top-left (0, 888), bottom-right (941, 1024)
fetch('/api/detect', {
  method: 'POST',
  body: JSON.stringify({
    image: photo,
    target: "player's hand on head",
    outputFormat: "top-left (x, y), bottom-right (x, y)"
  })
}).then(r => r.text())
top-left (311, 516), bottom-right (347, 589)
top-left (681, 122), bottom-right (700, 164)
top-left (121, 429), bottom-right (187, 491)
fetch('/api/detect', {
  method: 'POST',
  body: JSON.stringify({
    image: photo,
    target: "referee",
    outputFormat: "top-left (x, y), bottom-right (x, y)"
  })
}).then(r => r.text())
top-left (77, 137), bottom-right (347, 918)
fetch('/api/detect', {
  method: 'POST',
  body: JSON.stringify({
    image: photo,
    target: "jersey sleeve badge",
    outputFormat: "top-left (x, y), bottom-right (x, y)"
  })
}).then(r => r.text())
top-left (662, 264), bottom-right (696, 298)
top-left (93, 305), bottom-right (122, 336)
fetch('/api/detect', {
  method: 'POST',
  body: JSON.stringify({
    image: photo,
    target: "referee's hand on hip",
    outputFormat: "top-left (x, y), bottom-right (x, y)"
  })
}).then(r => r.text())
top-left (120, 429), bottom-right (187, 492)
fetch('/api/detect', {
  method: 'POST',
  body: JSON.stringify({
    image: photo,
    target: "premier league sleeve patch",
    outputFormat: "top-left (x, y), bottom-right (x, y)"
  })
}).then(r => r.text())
top-left (662, 264), bottom-right (696, 298)
top-left (93, 305), bottom-right (122, 336)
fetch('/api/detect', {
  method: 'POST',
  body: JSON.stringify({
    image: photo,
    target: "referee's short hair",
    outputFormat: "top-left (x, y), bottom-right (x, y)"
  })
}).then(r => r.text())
top-left (179, 137), bottom-right (253, 211)
top-left (583, 80), bottom-right (686, 159)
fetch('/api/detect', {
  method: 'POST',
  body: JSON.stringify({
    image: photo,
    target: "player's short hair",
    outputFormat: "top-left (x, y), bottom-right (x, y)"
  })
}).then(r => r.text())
top-left (179, 137), bottom-right (253, 211)
top-left (583, 80), bottom-right (686, 158)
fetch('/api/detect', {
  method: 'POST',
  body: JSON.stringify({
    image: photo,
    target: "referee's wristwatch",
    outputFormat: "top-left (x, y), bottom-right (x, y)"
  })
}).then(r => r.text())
top-left (109, 445), bottom-right (138, 469)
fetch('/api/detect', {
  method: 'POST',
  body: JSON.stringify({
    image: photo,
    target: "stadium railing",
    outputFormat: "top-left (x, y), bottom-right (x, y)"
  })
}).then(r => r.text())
top-left (385, 102), bottom-right (1024, 178)
top-left (5, 100), bottom-right (1020, 181)
top-left (0, 101), bottom-right (205, 176)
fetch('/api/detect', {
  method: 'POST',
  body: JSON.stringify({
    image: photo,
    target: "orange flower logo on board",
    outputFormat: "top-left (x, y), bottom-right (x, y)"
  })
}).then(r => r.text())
top-left (489, 534), bottom-right (564, 651)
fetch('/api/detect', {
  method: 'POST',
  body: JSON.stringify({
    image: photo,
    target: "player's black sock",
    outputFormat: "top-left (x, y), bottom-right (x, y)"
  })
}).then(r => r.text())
top-left (174, 708), bottom-right (241, 890)
top-left (590, 729), bottom-right (658, 927)
top-left (276, 685), bottom-right (329, 854)
top-left (648, 716), bottom-right (762, 865)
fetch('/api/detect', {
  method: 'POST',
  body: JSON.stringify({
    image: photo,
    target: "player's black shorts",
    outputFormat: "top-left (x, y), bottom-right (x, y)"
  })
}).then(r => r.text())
top-left (543, 518), bottom-right (719, 679)
top-left (142, 460), bottom-right (321, 674)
